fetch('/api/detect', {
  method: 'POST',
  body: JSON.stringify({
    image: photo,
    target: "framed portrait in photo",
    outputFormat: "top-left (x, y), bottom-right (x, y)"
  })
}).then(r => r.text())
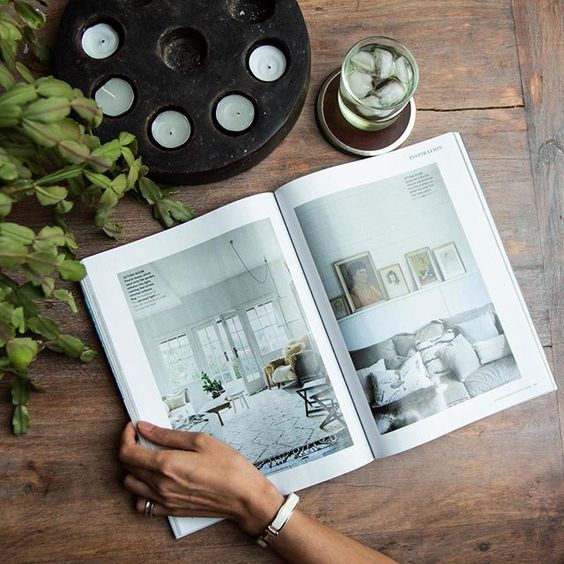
top-left (405, 247), bottom-right (442, 290)
top-left (379, 264), bottom-right (410, 299)
top-left (334, 252), bottom-right (387, 313)
top-left (330, 296), bottom-right (350, 320)
top-left (433, 242), bottom-right (466, 280)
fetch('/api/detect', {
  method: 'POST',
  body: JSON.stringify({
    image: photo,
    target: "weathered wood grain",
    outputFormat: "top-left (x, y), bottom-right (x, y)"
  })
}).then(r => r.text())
top-left (512, 0), bottom-right (564, 346)
top-left (0, 1), bottom-right (561, 563)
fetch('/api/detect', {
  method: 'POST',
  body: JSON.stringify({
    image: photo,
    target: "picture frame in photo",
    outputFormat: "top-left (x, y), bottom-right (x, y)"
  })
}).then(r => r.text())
top-left (330, 296), bottom-right (350, 320)
top-left (433, 242), bottom-right (466, 280)
top-left (334, 252), bottom-right (387, 313)
top-left (405, 247), bottom-right (442, 290)
top-left (379, 263), bottom-right (410, 299)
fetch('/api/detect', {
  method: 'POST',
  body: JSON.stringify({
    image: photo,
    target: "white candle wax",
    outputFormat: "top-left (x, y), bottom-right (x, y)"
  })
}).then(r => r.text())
top-left (215, 94), bottom-right (255, 133)
top-left (151, 110), bottom-right (191, 149)
top-left (248, 45), bottom-right (287, 82)
top-left (94, 78), bottom-right (135, 117)
top-left (81, 23), bottom-right (119, 59)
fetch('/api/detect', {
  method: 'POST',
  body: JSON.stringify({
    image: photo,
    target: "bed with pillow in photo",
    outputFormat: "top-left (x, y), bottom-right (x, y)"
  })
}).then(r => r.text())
top-left (351, 303), bottom-right (522, 434)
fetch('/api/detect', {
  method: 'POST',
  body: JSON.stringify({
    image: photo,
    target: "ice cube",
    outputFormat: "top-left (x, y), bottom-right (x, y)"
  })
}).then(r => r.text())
top-left (350, 50), bottom-right (375, 73)
top-left (374, 79), bottom-right (406, 106)
top-left (373, 48), bottom-right (394, 79)
top-left (358, 96), bottom-right (391, 117)
top-left (394, 55), bottom-right (413, 85)
top-left (347, 70), bottom-right (372, 99)
top-left (363, 95), bottom-right (384, 108)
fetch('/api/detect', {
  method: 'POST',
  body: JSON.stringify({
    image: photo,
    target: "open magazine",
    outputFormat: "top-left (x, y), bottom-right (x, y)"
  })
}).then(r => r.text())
top-left (81, 133), bottom-right (555, 538)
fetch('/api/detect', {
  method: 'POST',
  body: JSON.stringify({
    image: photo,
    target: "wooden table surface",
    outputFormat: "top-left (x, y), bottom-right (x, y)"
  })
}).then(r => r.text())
top-left (2, 1), bottom-right (563, 562)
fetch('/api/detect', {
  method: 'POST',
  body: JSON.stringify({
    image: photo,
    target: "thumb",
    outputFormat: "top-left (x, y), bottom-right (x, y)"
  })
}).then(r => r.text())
top-left (137, 421), bottom-right (201, 451)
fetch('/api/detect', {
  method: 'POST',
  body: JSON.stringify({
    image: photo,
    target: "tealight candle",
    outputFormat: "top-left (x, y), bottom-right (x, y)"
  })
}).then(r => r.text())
top-left (248, 45), bottom-right (287, 82)
top-left (94, 78), bottom-right (135, 117)
top-left (215, 94), bottom-right (255, 133)
top-left (151, 110), bottom-right (191, 149)
top-left (81, 23), bottom-right (119, 59)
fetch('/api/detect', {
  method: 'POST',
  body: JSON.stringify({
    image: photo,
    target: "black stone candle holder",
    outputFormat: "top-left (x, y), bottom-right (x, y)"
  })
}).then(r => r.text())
top-left (55, 0), bottom-right (310, 185)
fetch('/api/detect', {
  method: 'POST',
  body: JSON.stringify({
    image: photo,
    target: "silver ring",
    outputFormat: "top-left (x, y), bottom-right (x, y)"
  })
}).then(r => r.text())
top-left (144, 499), bottom-right (156, 517)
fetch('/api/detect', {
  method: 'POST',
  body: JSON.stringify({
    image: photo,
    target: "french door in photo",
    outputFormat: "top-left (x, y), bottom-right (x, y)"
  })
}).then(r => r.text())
top-left (221, 313), bottom-right (264, 395)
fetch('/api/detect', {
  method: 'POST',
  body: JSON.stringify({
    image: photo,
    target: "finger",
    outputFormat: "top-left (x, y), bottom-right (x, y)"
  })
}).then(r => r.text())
top-left (135, 497), bottom-right (228, 519)
top-left (119, 432), bottom-right (166, 474)
top-left (124, 474), bottom-right (163, 504)
top-left (122, 463), bottom-right (160, 489)
top-left (137, 421), bottom-right (211, 452)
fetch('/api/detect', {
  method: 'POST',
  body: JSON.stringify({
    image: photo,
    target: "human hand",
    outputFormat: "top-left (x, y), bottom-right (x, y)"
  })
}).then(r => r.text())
top-left (119, 421), bottom-right (284, 535)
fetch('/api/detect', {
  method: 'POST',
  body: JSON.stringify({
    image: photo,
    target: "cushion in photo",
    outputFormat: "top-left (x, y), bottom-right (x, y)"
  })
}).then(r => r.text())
top-left (357, 358), bottom-right (386, 403)
top-left (393, 333), bottom-right (416, 357)
top-left (455, 311), bottom-right (499, 343)
top-left (415, 320), bottom-right (444, 342)
top-left (164, 391), bottom-right (185, 411)
top-left (438, 334), bottom-right (480, 382)
top-left (373, 338), bottom-right (398, 360)
top-left (473, 334), bottom-right (512, 365)
top-left (371, 352), bottom-right (432, 407)
top-left (385, 355), bottom-right (409, 370)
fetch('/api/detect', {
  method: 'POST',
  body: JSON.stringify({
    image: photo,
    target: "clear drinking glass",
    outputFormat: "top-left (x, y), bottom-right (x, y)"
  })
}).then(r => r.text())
top-left (338, 36), bottom-right (419, 131)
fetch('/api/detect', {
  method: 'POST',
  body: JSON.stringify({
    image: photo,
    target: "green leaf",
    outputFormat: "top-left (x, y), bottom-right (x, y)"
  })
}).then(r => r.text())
top-left (14, 1), bottom-right (46, 30)
top-left (40, 276), bottom-right (54, 297)
top-left (0, 192), bottom-right (13, 217)
top-left (138, 177), bottom-right (162, 205)
top-left (153, 198), bottom-right (195, 228)
top-left (11, 306), bottom-right (25, 333)
top-left (58, 259), bottom-right (86, 281)
top-left (35, 225), bottom-right (66, 248)
top-left (12, 404), bottom-right (30, 435)
top-left (0, 222), bottom-right (35, 245)
top-left (110, 173), bottom-right (127, 196)
top-left (7, 337), bottom-right (39, 370)
top-left (0, 236), bottom-right (28, 267)
top-left (119, 131), bottom-right (136, 146)
top-left (99, 188), bottom-right (118, 208)
top-left (57, 140), bottom-right (90, 164)
top-left (0, 83), bottom-right (37, 106)
top-left (35, 76), bottom-right (74, 100)
top-left (102, 221), bottom-right (123, 240)
top-left (28, 314), bottom-right (60, 340)
top-left (11, 376), bottom-right (31, 405)
top-left (84, 169), bottom-right (111, 190)
top-left (25, 249), bottom-right (58, 277)
top-left (15, 62), bottom-right (34, 84)
top-left (90, 139), bottom-right (121, 171)
top-left (80, 348), bottom-right (97, 363)
top-left (0, 104), bottom-right (22, 127)
top-left (47, 333), bottom-right (84, 358)
top-left (70, 96), bottom-right (102, 127)
top-left (23, 96), bottom-right (70, 123)
top-left (35, 184), bottom-right (67, 206)
top-left (53, 288), bottom-right (77, 313)
top-left (0, 62), bottom-right (15, 90)
top-left (36, 165), bottom-right (83, 185)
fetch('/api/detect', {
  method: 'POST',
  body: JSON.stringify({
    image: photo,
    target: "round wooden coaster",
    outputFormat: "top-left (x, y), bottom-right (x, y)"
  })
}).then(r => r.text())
top-left (316, 69), bottom-right (416, 157)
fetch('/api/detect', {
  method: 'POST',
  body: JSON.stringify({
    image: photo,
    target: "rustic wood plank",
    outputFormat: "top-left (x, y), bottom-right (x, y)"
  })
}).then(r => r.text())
top-left (1, 1), bottom-right (560, 563)
top-left (512, 0), bottom-right (564, 345)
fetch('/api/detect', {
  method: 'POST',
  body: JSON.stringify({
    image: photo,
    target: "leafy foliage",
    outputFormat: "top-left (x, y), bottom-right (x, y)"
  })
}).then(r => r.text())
top-left (200, 372), bottom-right (224, 398)
top-left (0, 0), bottom-right (195, 434)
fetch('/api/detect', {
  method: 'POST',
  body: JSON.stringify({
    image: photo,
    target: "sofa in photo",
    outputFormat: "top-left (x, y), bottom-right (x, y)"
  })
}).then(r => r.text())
top-left (351, 303), bottom-right (521, 434)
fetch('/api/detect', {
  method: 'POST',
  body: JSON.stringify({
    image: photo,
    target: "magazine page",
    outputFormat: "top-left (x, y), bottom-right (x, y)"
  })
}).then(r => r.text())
top-left (275, 132), bottom-right (555, 458)
top-left (81, 193), bottom-right (373, 538)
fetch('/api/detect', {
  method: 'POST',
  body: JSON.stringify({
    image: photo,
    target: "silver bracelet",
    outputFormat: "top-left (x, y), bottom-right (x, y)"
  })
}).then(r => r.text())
top-left (257, 492), bottom-right (300, 548)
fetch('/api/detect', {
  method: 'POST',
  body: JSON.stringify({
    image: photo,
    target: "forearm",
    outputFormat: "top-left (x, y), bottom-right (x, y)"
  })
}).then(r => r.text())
top-left (268, 510), bottom-right (396, 564)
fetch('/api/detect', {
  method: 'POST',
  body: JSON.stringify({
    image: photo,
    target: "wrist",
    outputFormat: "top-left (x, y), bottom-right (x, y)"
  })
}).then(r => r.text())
top-left (235, 481), bottom-right (285, 536)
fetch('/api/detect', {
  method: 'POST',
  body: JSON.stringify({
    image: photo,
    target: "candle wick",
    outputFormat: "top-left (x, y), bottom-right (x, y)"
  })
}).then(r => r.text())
top-left (101, 86), bottom-right (117, 99)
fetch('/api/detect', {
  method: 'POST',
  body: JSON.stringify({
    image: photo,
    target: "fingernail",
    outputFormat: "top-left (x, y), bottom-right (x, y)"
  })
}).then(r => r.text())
top-left (138, 421), bottom-right (154, 432)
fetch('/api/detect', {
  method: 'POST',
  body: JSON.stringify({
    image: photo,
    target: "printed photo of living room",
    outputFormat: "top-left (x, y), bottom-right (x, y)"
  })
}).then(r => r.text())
top-left (118, 219), bottom-right (353, 474)
top-left (295, 163), bottom-right (522, 435)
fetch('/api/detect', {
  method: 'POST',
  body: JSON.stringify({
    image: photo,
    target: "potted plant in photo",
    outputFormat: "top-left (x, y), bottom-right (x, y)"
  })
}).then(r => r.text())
top-left (201, 372), bottom-right (224, 399)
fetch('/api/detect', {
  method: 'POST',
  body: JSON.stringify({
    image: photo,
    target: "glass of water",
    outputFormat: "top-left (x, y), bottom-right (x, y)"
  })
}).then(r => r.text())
top-left (338, 36), bottom-right (419, 131)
